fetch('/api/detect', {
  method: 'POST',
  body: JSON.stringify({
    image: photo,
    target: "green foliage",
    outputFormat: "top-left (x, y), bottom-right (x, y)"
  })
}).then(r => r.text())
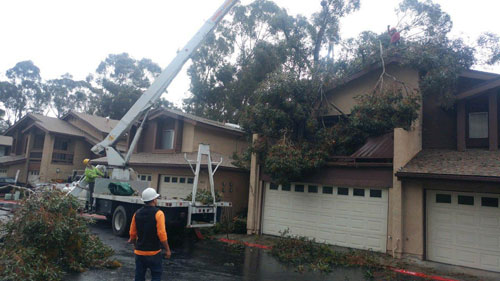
top-left (477, 32), bottom-right (500, 66)
top-left (185, 0), bottom-right (360, 123)
top-left (243, 71), bottom-right (420, 183)
top-left (0, 190), bottom-right (117, 281)
top-left (44, 73), bottom-right (95, 118)
top-left (87, 53), bottom-right (173, 119)
top-left (270, 229), bottom-right (383, 273)
top-left (0, 60), bottom-right (45, 123)
top-left (332, 85), bottom-right (421, 155)
top-left (184, 189), bottom-right (222, 205)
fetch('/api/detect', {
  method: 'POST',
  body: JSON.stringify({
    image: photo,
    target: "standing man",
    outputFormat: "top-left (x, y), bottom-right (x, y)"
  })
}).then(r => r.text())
top-left (82, 158), bottom-right (104, 212)
top-left (128, 188), bottom-right (171, 281)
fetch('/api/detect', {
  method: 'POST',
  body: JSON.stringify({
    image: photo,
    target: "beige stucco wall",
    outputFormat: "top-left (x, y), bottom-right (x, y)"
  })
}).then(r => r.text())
top-left (43, 139), bottom-right (92, 182)
top-left (402, 181), bottom-right (424, 258)
top-left (192, 126), bottom-right (247, 156)
top-left (6, 163), bottom-right (26, 183)
top-left (388, 120), bottom-right (423, 256)
top-left (246, 134), bottom-right (262, 234)
top-left (181, 122), bottom-right (195, 153)
top-left (133, 166), bottom-right (249, 214)
top-left (326, 64), bottom-right (420, 115)
top-left (39, 133), bottom-right (54, 182)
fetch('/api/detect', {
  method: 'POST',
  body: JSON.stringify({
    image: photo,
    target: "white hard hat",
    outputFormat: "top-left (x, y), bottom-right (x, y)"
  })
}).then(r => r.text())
top-left (141, 188), bottom-right (160, 202)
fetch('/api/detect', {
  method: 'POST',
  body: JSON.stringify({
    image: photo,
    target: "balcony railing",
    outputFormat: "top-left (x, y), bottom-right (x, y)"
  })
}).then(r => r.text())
top-left (51, 152), bottom-right (74, 164)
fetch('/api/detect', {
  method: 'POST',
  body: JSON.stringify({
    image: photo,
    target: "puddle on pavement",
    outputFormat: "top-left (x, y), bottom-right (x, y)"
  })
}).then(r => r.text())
top-left (168, 235), bottom-right (369, 281)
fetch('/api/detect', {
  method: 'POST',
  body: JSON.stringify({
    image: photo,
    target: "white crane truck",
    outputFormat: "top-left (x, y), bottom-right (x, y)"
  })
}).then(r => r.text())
top-left (70, 0), bottom-right (239, 236)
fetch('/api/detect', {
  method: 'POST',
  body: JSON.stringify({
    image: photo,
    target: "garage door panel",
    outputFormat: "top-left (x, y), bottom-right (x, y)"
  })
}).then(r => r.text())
top-left (427, 190), bottom-right (500, 272)
top-left (478, 234), bottom-right (499, 250)
top-left (481, 254), bottom-right (500, 268)
top-left (480, 216), bottom-right (499, 228)
top-left (456, 213), bottom-right (476, 226)
top-left (263, 183), bottom-right (388, 252)
top-left (456, 231), bottom-right (478, 245)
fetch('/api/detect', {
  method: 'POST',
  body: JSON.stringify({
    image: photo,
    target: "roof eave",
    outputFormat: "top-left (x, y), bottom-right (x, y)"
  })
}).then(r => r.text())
top-left (396, 171), bottom-right (500, 183)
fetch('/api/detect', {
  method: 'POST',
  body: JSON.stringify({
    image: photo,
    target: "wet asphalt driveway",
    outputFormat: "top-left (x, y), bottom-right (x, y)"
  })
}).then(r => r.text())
top-left (66, 219), bottom-right (424, 281)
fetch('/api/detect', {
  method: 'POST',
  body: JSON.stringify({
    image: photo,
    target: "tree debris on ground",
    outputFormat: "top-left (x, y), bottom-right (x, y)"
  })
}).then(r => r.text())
top-left (270, 229), bottom-right (397, 278)
top-left (0, 190), bottom-right (120, 281)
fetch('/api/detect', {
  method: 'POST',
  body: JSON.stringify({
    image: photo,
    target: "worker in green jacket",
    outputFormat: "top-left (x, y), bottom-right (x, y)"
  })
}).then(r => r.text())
top-left (83, 158), bottom-right (104, 212)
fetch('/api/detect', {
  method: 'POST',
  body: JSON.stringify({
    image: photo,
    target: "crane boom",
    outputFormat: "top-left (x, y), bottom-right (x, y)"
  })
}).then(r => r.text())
top-left (90, 0), bottom-right (239, 179)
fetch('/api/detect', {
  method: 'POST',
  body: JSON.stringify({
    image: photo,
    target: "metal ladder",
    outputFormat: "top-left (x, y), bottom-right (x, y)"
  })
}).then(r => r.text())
top-left (184, 144), bottom-right (222, 228)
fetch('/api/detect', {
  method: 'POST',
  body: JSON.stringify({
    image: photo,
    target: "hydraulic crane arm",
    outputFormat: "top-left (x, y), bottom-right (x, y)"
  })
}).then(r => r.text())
top-left (91, 0), bottom-right (239, 164)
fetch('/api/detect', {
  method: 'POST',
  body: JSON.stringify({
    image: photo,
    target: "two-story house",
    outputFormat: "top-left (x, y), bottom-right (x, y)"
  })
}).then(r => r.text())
top-left (396, 71), bottom-right (500, 272)
top-left (246, 60), bottom-right (500, 272)
top-left (0, 112), bottom-right (124, 185)
top-left (92, 108), bottom-right (250, 214)
top-left (0, 135), bottom-right (13, 177)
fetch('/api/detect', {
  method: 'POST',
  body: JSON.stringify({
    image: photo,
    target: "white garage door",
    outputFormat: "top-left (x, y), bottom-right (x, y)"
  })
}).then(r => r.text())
top-left (427, 190), bottom-right (500, 272)
top-left (262, 183), bottom-right (388, 252)
top-left (159, 175), bottom-right (194, 199)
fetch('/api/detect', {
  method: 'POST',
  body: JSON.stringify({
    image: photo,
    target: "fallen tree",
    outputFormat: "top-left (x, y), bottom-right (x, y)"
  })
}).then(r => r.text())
top-left (0, 189), bottom-right (119, 281)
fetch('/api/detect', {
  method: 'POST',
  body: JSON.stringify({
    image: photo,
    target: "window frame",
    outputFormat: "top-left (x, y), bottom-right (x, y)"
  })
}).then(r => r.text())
top-left (468, 112), bottom-right (489, 139)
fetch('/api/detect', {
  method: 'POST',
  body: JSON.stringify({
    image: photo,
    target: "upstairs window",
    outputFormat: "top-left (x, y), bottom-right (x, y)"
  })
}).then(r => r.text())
top-left (156, 119), bottom-right (176, 150)
top-left (53, 137), bottom-right (69, 151)
top-left (469, 112), bottom-right (488, 139)
top-left (33, 134), bottom-right (45, 150)
top-left (159, 129), bottom-right (175, 149)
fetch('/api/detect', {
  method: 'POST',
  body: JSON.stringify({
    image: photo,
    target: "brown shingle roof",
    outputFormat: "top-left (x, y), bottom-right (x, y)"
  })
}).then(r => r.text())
top-left (398, 149), bottom-right (500, 178)
top-left (30, 114), bottom-right (86, 137)
top-left (0, 136), bottom-right (12, 147)
top-left (152, 108), bottom-right (245, 134)
top-left (67, 111), bottom-right (119, 133)
top-left (91, 151), bottom-right (241, 170)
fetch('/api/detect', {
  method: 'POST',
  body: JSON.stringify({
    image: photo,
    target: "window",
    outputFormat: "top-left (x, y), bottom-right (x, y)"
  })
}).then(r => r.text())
top-left (353, 188), bottom-right (365, 197)
top-left (282, 184), bottom-right (291, 191)
top-left (53, 137), bottom-right (69, 151)
top-left (481, 197), bottom-right (499, 207)
top-left (159, 129), bottom-right (175, 149)
top-left (180, 177), bottom-right (186, 183)
top-left (458, 195), bottom-right (474, 205)
top-left (163, 176), bottom-right (170, 183)
top-left (436, 194), bottom-right (451, 203)
top-left (270, 183), bottom-right (279, 190)
top-left (469, 112), bottom-right (488, 139)
top-left (337, 187), bottom-right (348, 195)
top-left (187, 178), bottom-right (194, 184)
top-left (322, 186), bottom-right (333, 194)
top-left (294, 184), bottom-right (304, 192)
top-left (370, 189), bottom-right (382, 198)
top-left (139, 174), bottom-right (152, 182)
top-left (33, 134), bottom-right (44, 149)
top-left (308, 185), bottom-right (318, 193)
top-left (172, 177), bottom-right (178, 183)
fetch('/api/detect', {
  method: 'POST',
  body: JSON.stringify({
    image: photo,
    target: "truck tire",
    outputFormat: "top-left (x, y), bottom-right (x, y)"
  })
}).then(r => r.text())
top-left (112, 205), bottom-right (130, 237)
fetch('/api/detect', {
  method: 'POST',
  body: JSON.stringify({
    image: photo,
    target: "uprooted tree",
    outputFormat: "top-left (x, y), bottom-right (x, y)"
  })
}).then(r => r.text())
top-left (0, 190), bottom-right (119, 281)
top-left (187, 0), bottom-right (499, 184)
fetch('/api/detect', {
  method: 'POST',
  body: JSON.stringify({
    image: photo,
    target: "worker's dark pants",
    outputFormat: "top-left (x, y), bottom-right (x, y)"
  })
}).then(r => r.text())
top-left (88, 182), bottom-right (95, 211)
top-left (135, 253), bottom-right (162, 281)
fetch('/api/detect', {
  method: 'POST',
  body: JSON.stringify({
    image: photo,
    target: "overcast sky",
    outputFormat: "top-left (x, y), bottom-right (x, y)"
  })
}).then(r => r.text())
top-left (0, 0), bottom-right (499, 107)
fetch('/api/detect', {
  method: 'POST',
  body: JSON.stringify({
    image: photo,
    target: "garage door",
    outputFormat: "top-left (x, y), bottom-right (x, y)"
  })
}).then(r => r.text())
top-left (262, 183), bottom-right (388, 252)
top-left (427, 190), bottom-right (500, 272)
top-left (159, 175), bottom-right (194, 199)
